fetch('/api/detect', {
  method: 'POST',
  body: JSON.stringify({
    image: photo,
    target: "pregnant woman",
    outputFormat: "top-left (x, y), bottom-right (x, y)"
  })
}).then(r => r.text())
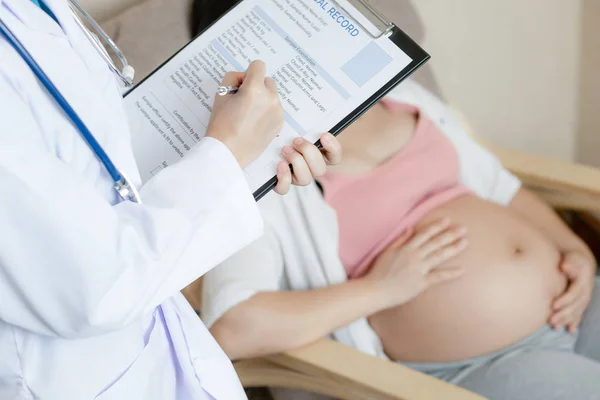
top-left (200, 79), bottom-right (600, 400)
top-left (191, 1), bottom-right (600, 398)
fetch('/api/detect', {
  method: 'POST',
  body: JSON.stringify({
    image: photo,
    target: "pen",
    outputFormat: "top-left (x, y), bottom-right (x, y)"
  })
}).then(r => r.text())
top-left (217, 85), bottom-right (239, 96)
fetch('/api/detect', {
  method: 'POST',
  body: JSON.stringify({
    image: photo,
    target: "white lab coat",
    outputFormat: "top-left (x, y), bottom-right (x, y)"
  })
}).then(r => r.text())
top-left (0, 0), bottom-right (261, 398)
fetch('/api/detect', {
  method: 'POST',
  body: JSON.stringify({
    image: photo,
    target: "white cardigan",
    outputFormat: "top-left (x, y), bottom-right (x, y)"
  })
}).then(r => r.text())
top-left (201, 79), bottom-right (522, 359)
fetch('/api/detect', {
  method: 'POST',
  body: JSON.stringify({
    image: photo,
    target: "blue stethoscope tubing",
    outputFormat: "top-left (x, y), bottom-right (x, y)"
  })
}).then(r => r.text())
top-left (0, 18), bottom-right (141, 203)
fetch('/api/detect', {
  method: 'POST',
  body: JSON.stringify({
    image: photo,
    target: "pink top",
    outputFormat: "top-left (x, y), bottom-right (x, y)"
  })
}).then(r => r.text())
top-left (318, 100), bottom-right (472, 279)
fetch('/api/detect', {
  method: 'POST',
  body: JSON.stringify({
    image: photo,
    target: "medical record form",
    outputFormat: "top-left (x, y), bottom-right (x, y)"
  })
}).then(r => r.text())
top-left (124, 0), bottom-right (429, 200)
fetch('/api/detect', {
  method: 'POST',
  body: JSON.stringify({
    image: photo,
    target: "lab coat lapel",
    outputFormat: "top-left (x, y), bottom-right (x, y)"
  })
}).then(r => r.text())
top-left (0, 0), bottom-right (97, 85)
top-left (0, 0), bottom-right (114, 148)
top-left (40, 0), bottom-right (87, 48)
top-left (2, 0), bottom-right (98, 72)
top-left (0, 0), bottom-right (63, 36)
top-left (1, 0), bottom-right (84, 41)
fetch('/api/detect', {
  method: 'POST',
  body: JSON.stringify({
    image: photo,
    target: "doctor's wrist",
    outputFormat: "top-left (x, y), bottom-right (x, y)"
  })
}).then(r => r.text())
top-left (203, 131), bottom-right (250, 168)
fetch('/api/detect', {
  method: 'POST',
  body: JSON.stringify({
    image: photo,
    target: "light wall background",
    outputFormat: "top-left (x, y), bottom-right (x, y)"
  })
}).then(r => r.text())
top-left (578, 0), bottom-right (600, 167)
top-left (408, 0), bottom-right (583, 162)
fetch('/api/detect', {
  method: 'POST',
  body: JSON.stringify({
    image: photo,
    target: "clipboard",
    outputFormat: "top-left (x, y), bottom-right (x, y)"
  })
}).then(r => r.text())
top-left (125, 0), bottom-right (430, 201)
top-left (338, 0), bottom-right (395, 38)
top-left (253, 0), bottom-right (430, 200)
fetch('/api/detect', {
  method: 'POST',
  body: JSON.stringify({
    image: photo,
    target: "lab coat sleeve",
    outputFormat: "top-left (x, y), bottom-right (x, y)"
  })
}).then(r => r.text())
top-left (0, 82), bottom-right (263, 339)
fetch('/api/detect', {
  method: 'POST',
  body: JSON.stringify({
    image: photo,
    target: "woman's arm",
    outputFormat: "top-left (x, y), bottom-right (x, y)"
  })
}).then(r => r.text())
top-left (211, 280), bottom-right (384, 360)
top-left (508, 187), bottom-right (594, 260)
top-left (210, 219), bottom-right (468, 360)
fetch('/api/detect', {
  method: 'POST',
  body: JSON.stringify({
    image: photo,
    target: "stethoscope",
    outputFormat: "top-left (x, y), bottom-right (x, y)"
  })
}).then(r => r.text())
top-left (0, 0), bottom-right (141, 203)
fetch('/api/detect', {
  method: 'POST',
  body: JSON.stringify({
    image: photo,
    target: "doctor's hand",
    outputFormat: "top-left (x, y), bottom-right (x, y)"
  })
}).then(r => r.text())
top-left (207, 60), bottom-right (284, 168)
top-left (274, 133), bottom-right (342, 195)
top-left (363, 219), bottom-right (468, 311)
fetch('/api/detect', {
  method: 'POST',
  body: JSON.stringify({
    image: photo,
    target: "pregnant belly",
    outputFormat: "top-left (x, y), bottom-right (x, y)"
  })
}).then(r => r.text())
top-left (368, 195), bottom-right (568, 362)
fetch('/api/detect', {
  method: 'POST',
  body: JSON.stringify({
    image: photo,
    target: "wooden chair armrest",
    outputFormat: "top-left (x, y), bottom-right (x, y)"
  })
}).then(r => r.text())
top-left (236, 358), bottom-right (367, 399)
top-left (492, 146), bottom-right (600, 211)
top-left (238, 339), bottom-right (483, 400)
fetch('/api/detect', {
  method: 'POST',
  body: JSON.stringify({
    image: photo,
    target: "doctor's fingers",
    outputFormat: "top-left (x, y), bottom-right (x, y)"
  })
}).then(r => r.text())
top-left (264, 77), bottom-right (278, 94)
top-left (221, 71), bottom-right (246, 87)
top-left (281, 146), bottom-right (313, 186)
top-left (274, 162), bottom-right (293, 195)
top-left (213, 72), bottom-right (246, 108)
top-left (243, 60), bottom-right (268, 86)
top-left (291, 137), bottom-right (327, 178)
top-left (320, 132), bottom-right (342, 165)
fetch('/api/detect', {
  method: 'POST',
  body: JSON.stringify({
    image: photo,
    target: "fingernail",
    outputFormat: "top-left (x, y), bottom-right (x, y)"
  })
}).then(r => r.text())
top-left (293, 137), bottom-right (304, 146)
top-left (282, 146), bottom-right (293, 155)
top-left (322, 133), bottom-right (333, 145)
top-left (278, 162), bottom-right (288, 172)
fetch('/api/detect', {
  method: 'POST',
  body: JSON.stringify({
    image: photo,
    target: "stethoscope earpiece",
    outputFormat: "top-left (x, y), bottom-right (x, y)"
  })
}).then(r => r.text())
top-left (68, 0), bottom-right (134, 88)
top-left (122, 65), bottom-right (135, 84)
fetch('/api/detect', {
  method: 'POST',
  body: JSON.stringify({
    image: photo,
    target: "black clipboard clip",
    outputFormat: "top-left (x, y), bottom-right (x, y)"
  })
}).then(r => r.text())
top-left (334, 0), bottom-right (395, 39)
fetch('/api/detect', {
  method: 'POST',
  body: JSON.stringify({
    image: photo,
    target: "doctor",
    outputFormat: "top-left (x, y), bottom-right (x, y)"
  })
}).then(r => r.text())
top-left (0, 0), bottom-right (341, 399)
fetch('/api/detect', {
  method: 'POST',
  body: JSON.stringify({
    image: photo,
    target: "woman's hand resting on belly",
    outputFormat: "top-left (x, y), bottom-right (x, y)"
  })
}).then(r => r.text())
top-left (363, 218), bottom-right (469, 312)
top-left (209, 218), bottom-right (469, 360)
top-left (508, 188), bottom-right (597, 334)
top-left (551, 250), bottom-right (597, 333)
top-left (368, 194), bottom-right (583, 363)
